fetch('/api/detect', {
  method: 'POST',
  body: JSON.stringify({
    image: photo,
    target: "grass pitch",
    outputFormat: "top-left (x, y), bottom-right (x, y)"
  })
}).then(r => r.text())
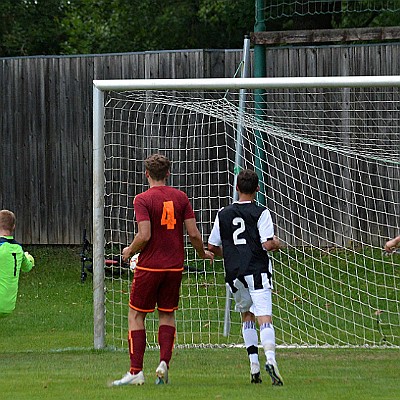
top-left (0, 246), bottom-right (398, 400)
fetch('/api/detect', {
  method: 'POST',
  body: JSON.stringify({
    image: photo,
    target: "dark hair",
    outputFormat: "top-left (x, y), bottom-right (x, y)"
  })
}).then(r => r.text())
top-left (237, 169), bottom-right (259, 194)
top-left (144, 154), bottom-right (171, 181)
top-left (0, 209), bottom-right (16, 231)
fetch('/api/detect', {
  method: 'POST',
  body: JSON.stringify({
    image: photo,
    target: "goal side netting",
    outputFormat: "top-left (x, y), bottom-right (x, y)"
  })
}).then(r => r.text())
top-left (93, 76), bottom-right (400, 350)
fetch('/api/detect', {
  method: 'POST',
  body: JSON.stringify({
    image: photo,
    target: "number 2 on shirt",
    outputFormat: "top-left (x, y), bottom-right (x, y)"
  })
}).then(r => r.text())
top-left (233, 217), bottom-right (246, 245)
top-left (161, 201), bottom-right (177, 229)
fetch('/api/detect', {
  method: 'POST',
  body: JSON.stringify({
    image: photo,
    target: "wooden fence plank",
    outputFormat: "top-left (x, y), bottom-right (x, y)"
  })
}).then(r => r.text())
top-left (252, 26), bottom-right (400, 45)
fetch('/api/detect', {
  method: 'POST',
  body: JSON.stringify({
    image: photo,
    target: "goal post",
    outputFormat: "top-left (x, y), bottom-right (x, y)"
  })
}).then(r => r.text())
top-left (93, 76), bottom-right (400, 350)
top-left (92, 87), bottom-right (106, 350)
top-left (93, 75), bottom-right (400, 91)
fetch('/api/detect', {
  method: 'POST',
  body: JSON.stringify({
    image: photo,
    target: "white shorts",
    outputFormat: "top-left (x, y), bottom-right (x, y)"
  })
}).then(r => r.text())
top-left (230, 273), bottom-right (272, 317)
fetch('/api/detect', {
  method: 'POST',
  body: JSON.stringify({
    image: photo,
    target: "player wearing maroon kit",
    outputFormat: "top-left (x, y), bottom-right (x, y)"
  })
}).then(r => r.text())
top-left (112, 154), bottom-right (214, 386)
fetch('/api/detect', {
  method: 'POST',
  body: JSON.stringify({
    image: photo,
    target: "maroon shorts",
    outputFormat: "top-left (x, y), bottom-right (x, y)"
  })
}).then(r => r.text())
top-left (129, 267), bottom-right (183, 313)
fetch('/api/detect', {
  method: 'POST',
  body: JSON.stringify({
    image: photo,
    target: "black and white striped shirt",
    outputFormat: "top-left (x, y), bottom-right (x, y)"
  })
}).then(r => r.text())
top-left (208, 201), bottom-right (275, 285)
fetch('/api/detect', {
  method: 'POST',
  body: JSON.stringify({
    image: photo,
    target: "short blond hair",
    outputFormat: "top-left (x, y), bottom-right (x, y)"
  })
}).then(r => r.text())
top-left (0, 210), bottom-right (16, 232)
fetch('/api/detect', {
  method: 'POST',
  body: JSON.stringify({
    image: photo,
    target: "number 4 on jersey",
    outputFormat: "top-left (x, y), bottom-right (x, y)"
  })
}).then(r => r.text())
top-left (161, 201), bottom-right (177, 229)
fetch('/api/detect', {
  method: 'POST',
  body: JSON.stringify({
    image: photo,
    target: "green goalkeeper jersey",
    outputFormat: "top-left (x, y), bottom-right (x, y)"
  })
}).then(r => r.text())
top-left (0, 236), bottom-right (33, 316)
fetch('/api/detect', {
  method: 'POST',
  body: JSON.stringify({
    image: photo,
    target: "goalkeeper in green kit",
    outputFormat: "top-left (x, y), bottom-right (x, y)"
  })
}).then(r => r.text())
top-left (0, 209), bottom-right (34, 317)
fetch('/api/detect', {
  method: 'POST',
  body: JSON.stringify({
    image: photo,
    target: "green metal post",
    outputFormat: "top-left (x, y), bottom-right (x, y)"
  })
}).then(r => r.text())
top-left (254, 0), bottom-right (267, 205)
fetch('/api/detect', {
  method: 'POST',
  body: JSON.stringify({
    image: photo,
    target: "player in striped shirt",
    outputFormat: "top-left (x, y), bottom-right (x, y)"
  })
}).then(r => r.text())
top-left (208, 169), bottom-right (284, 386)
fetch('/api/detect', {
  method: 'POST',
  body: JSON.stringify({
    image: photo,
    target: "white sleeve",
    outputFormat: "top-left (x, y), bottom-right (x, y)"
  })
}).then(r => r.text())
top-left (208, 212), bottom-right (222, 246)
top-left (257, 209), bottom-right (275, 243)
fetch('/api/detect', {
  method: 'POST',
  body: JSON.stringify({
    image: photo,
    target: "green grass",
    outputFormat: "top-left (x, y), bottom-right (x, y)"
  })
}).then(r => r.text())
top-left (0, 347), bottom-right (399, 400)
top-left (0, 246), bottom-right (399, 400)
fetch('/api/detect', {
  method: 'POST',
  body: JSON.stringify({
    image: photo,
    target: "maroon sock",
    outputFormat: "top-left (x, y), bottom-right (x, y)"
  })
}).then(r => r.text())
top-left (158, 325), bottom-right (176, 366)
top-left (128, 329), bottom-right (146, 374)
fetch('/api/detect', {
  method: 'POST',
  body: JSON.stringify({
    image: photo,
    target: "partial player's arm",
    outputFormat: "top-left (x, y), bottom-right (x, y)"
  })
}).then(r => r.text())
top-left (207, 212), bottom-right (223, 257)
top-left (207, 243), bottom-right (223, 257)
top-left (262, 235), bottom-right (282, 252)
top-left (122, 220), bottom-right (151, 261)
top-left (21, 251), bottom-right (35, 272)
top-left (184, 218), bottom-right (214, 262)
top-left (384, 234), bottom-right (400, 253)
top-left (258, 209), bottom-right (282, 252)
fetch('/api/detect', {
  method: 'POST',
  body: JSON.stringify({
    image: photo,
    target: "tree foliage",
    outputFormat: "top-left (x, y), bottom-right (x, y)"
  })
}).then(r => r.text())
top-left (60, 0), bottom-right (254, 54)
top-left (1, 0), bottom-right (400, 57)
top-left (0, 0), bottom-right (67, 56)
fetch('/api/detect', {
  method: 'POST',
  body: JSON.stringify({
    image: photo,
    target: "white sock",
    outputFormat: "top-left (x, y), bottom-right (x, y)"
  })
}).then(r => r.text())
top-left (242, 321), bottom-right (259, 365)
top-left (260, 322), bottom-right (276, 363)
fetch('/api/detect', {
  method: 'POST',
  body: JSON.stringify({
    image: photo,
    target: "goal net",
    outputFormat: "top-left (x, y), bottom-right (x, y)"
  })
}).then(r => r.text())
top-left (93, 76), bottom-right (400, 350)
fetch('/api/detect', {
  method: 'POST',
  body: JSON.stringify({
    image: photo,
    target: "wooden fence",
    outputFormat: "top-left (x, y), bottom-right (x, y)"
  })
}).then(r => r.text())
top-left (1, 43), bottom-right (400, 244)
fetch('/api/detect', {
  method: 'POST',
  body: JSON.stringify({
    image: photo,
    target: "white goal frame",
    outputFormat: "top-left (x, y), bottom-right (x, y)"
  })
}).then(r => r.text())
top-left (93, 75), bottom-right (400, 349)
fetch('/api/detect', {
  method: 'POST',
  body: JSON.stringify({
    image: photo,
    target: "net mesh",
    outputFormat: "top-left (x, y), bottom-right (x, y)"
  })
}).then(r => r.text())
top-left (258, 0), bottom-right (400, 29)
top-left (102, 84), bottom-right (400, 349)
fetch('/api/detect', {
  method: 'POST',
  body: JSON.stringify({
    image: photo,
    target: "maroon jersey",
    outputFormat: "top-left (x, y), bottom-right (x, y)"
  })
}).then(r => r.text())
top-left (133, 185), bottom-right (195, 270)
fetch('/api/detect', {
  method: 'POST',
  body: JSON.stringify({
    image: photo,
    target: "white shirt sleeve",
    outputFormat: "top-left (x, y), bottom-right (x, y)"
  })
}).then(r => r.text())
top-left (257, 208), bottom-right (275, 243)
top-left (208, 212), bottom-right (222, 247)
